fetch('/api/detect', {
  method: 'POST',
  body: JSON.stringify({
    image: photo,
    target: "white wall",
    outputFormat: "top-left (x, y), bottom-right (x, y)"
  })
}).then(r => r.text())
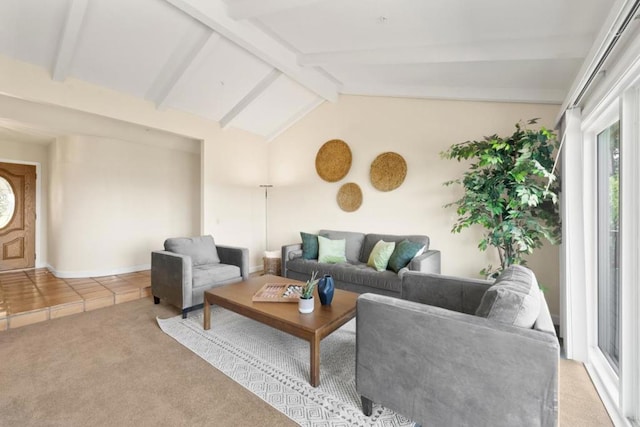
top-left (46, 135), bottom-right (200, 276)
top-left (268, 95), bottom-right (562, 317)
top-left (0, 139), bottom-right (49, 268)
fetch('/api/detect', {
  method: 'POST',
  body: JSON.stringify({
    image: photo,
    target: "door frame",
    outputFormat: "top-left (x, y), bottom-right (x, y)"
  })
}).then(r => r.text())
top-left (0, 158), bottom-right (43, 269)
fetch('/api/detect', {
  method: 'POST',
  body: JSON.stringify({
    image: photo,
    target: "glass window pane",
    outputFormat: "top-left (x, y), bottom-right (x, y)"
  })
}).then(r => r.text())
top-left (0, 177), bottom-right (15, 229)
top-left (597, 120), bottom-right (620, 371)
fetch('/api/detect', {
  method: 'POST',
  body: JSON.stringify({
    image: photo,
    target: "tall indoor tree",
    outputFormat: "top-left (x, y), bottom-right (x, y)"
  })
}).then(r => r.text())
top-left (442, 119), bottom-right (561, 277)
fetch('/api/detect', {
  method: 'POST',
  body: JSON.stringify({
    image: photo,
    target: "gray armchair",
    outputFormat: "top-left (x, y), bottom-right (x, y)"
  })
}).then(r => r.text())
top-left (356, 266), bottom-right (559, 427)
top-left (151, 235), bottom-right (248, 318)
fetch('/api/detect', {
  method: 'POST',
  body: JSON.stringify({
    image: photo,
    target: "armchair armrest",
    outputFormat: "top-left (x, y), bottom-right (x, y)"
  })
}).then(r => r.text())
top-left (407, 249), bottom-right (441, 274)
top-left (281, 243), bottom-right (302, 278)
top-left (402, 271), bottom-right (492, 315)
top-left (151, 250), bottom-right (193, 309)
top-left (356, 293), bottom-right (559, 427)
top-left (216, 245), bottom-right (249, 280)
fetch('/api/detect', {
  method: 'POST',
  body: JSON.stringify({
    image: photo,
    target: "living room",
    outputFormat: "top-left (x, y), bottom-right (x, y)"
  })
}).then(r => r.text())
top-left (1, 0), bottom-right (640, 425)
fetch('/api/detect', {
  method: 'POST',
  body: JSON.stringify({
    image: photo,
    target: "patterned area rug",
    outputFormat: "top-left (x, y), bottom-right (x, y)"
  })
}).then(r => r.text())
top-left (157, 306), bottom-right (415, 427)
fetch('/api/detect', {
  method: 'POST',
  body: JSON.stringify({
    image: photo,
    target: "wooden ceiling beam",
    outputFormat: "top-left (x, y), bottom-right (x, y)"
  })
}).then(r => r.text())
top-left (220, 69), bottom-right (281, 128)
top-left (146, 28), bottom-right (222, 108)
top-left (299, 35), bottom-right (594, 66)
top-left (342, 83), bottom-right (565, 104)
top-left (51, 0), bottom-right (89, 81)
top-left (165, 0), bottom-right (339, 102)
top-left (226, 0), bottom-right (324, 20)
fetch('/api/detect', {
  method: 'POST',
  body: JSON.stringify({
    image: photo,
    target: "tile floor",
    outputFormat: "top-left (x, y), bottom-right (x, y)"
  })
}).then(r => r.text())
top-left (0, 268), bottom-right (151, 331)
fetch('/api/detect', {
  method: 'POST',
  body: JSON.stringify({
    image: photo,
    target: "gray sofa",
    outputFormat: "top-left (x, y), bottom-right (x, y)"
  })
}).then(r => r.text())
top-left (356, 266), bottom-right (559, 427)
top-left (151, 235), bottom-right (249, 318)
top-left (282, 229), bottom-right (441, 297)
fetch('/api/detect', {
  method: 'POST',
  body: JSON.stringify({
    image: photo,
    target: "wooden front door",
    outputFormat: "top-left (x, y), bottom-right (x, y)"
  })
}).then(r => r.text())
top-left (0, 162), bottom-right (36, 271)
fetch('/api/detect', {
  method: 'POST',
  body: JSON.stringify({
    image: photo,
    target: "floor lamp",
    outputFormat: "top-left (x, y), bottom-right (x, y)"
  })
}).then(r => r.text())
top-left (259, 184), bottom-right (278, 275)
top-left (259, 184), bottom-right (272, 250)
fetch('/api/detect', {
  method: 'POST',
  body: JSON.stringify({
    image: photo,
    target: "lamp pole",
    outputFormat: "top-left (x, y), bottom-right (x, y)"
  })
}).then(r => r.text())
top-left (259, 184), bottom-right (273, 251)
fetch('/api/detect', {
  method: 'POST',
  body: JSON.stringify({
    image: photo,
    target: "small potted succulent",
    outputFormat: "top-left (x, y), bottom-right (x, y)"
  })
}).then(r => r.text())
top-left (298, 271), bottom-right (319, 314)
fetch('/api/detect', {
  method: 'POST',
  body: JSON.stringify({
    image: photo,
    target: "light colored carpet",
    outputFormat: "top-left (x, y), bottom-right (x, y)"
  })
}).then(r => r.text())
top-left (158, 306), bottom-right (414, 427)
top-left (0, 296), bottom-right (612, 426)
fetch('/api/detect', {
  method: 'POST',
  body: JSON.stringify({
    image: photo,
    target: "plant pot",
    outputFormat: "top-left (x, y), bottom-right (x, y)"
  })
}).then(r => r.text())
top-left (298, 296), bottom-right (315, 314)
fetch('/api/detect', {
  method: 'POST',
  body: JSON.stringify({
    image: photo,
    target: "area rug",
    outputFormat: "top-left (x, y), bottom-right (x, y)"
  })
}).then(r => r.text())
top-left (157, 306), bottom-right (415, 427)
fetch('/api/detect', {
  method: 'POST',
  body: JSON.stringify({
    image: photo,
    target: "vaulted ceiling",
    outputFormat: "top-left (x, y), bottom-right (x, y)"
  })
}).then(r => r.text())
top-left (0, 0), bottom-right (615, 142)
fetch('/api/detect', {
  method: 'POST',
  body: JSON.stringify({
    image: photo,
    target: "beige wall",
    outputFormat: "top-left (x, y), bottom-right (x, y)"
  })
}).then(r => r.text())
top-left (46, 135), bottom-right (200, 276)
top-left (0, 139), bottom-right (50, 268)
top-left (0, 56), bottom-right (562, 316)
top-left (268, 95), bottom-right (562, 317)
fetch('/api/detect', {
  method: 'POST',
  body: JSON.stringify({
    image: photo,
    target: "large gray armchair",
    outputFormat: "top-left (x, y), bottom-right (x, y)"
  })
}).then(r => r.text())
top-left (356, 266), bottom-right (559, 427)
top-left (151, 235), bottom-right (249, 318)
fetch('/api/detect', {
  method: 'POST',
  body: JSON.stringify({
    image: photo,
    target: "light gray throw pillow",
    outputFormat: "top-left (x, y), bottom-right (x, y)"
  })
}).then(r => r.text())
top-left (164, 235), bottom-right (220, 266)
top-left (475, 265), bottom-right (541, 328)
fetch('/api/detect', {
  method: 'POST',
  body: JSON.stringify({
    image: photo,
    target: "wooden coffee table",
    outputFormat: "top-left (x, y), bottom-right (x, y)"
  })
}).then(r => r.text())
top-left (203, 275), bottom-right (358, 387)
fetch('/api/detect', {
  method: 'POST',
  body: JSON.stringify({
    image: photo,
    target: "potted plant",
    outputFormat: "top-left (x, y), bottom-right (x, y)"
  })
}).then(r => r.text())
top-left (298, 271), bottom-right (319, 314)
top-left (441, 119), bottom-right (561, 278)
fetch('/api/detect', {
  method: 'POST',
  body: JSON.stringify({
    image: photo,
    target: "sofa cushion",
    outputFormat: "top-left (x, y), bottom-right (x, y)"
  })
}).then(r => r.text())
top-left (165, 235), bottom-right (220, 266)
top-left (286, 258), bottom-right (402, 294)
top-left (300, 232), bottom-right (319, 259)
top-left (360, 233), bottom-right (429, 263)
top-left (318, 236), bottom-right (347, 264)
top-left (319, 230), bottom-right (365, 262)
top-left (475, 265), bottom-right (541, 328)
top-left (192, 263), bottom-right (241, 288)
top-left (367, 240), bottom-right (396, 271)
top-left (387, 239), bottom-right (425, 273)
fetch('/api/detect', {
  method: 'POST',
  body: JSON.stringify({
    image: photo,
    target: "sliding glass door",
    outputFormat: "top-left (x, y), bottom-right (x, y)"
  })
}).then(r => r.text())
top-left (597, 120), bottom-right (620, 372)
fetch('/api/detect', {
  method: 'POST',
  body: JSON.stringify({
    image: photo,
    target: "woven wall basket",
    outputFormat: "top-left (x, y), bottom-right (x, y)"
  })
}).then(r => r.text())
top-left (315, 139), bottom-right (352, 182)
top-left (337, 182), bottom-right (362, 212)
top-left (370, 152), bottom-right (407, 191)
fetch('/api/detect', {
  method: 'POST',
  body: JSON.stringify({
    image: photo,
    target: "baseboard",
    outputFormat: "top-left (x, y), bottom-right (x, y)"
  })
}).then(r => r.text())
top-left (46, 263), bottom-right (151, 279)
top-left (250, 264), bottom-right (263, 274)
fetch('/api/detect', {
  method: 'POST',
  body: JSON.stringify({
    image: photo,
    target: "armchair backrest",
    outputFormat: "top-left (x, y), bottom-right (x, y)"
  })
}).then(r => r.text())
top-left (164, 235), bottom-right (220, 266)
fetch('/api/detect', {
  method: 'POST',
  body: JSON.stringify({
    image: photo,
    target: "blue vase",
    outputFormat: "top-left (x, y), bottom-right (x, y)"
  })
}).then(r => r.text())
top-left (317, 274), bottom-right (334, 305)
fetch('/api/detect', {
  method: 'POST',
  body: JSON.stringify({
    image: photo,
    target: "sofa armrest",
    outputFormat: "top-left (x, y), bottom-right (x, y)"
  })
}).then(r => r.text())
top-left (402, 271), bottom-right (492, 315)
top-left (356, 293), bottom-right (559, 427)
top-left (151, 250), bottom-right (193, 309)
top-left (217, 245), bottom-right (249, 280)
top-left (407, 249), bottom-right (441, 274)
top-left (281, 243), bottom-right (302, 278)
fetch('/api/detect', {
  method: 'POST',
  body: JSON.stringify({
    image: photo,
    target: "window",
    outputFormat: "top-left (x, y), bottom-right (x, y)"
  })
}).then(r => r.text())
top-left (0, 176), bottom-right (15, 229)
top-left (596, 120), bottom-right (620, 372)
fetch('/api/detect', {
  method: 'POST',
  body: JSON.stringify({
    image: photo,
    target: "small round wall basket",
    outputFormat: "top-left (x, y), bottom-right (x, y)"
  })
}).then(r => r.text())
top-left (315, 139), bottom-right (352, 182)
top-left (370, 152), bottom-right (407, 192)
top-left (337, 182), bottom-right (362, 212)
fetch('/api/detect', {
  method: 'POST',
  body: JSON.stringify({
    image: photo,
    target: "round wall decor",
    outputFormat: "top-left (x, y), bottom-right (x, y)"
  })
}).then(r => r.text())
top-left (337, 182), bottom-right (362, 212)
top-left (315, 139), bottom-right (352, 182)
top-left (370, 152), bottom-right (407, 191)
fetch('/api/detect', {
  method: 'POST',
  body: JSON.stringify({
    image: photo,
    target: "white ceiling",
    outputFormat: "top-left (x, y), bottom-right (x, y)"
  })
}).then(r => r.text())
top-left (0, 0), bottom-right (615, 141)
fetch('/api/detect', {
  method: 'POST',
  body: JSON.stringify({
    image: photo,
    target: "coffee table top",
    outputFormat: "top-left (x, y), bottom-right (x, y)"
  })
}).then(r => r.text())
top-left (204, 275), bottom-right (358, 336)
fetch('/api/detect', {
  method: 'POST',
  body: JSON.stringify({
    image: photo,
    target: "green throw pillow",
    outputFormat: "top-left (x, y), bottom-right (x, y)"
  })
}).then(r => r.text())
top-left (300, 232), bottom-right (319, 259)
top-left (318, 235), bottom-right (347, 264)
top-left (367, 240), bottom-right (396, 272)
top-left (387, 239), bottom-right (425, 273)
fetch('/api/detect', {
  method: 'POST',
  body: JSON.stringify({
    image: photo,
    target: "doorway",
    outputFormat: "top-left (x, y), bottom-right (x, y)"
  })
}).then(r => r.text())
top-left (0, 162), bottom-right (36, 271)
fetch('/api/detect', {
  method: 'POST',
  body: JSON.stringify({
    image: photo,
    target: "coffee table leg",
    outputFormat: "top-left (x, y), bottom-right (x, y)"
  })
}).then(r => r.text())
top-left (310, 334), bottom-right (320, 387)
top-left (204, 297), bottom-right (211, 330)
